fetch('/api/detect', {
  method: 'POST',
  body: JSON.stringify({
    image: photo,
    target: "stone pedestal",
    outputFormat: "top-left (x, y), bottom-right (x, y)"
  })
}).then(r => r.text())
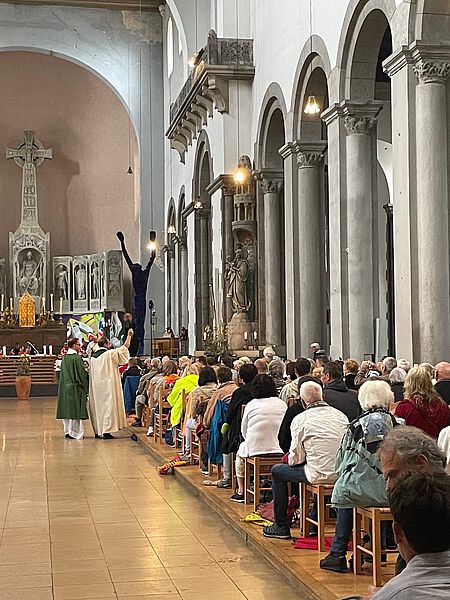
top-left (227, 312), bottom-right (251, 352)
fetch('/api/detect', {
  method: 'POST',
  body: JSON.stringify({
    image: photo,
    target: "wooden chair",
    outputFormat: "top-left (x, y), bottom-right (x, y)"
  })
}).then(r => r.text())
top-left (301, 483), bottom-right (336, 552)
top-left (353, 506), bottom-right (396, 587)
top-left (244, 454), bottom-right (283, 511)
top-left (189, 422), bottom-right (202, 467)
top-left (142, 404), bottom-right (150, 429)
top-left (153, 387), bottom-right (171, 444)
top-left (174, 390), bottom-right (187, 451)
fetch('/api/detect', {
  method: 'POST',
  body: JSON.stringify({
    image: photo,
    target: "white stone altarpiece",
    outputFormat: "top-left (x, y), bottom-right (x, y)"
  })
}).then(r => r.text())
top-left (8, 131), bottom-right (52, 308)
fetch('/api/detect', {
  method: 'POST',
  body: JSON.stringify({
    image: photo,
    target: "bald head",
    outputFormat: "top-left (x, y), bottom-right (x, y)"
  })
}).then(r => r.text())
top-left (435, 362), bottom-right (450, 381)
top-left (299, 381), bottom-right (323, 405)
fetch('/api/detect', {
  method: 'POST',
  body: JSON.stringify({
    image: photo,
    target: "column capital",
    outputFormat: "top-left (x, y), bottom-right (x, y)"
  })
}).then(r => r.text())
top-left (340, 100), bottom-right (383, 135)
top-left (255, 170), bottom-right (283, 194)
top-left (383, 42), bottom-right (450, 83)
top-left (206, 174), bottom-right (235, 196)
top-left (278, 141), bottom-right (298, 160)
top-left (296, 142), bottom-right (327, 169)
top-left (413, 59), bottom-right (450, 84)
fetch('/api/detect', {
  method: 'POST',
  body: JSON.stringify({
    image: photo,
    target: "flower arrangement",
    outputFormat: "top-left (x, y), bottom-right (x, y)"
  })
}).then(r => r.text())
top-left (16, 353), bottom-right (32, 376)
top-left (204, 323), bottom-right (229, 356)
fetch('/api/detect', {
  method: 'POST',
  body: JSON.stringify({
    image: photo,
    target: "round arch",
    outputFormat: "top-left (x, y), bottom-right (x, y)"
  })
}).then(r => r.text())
top-left (255, 83), bottom-right (287, 168)
top-left (192, 130), bottom-right (214, 200)
top-left (0, 46), bottom-right (139, 138)
top-left (177, 186), bottom-right (186, 233)
top-left (415, 0), bottom-right (450, 45)
top-left (289, 35), bottom-right (332, 138)
top-left (335, 0), bottom-right (396, 100)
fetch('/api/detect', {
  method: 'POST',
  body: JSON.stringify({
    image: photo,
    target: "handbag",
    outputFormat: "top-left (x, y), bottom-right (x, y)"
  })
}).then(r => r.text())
top-left (331, 413), bottom-right (399, 509)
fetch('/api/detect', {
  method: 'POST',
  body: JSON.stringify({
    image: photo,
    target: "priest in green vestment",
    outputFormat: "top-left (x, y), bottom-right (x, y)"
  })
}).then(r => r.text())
top-left (56, 337), bottom-right (89, 440)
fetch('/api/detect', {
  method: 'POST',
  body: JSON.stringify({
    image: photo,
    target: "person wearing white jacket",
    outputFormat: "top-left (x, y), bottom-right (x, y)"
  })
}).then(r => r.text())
top-left (263, 381), bottom-right (348, 539)
top-left (230, 374), bottom-right (287, 503)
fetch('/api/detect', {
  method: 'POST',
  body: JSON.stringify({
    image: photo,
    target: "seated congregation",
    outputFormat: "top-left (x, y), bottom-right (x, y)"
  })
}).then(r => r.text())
top-left (125, 350), bottom-right (450, 599)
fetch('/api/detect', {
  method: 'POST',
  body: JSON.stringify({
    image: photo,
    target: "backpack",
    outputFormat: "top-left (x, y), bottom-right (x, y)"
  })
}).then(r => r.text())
top-left (331, 412), bottom-right (400, 509)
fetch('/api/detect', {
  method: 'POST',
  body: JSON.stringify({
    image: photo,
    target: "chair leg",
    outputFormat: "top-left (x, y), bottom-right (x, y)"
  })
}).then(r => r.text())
top-left (253, 458), bottom-right (260, 512)
top-left (317, 487), bottom-right (326, 552)
top-left (244, 459), bottom-right (251, 504)
top-left (372, 511), bottom-right (382, 587)
top-left (353, 508), bottom-right (363, 575)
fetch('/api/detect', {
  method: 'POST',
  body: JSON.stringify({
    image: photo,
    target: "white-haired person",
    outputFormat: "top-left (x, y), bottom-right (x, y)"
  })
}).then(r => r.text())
top-left (389, 366), bottom-right (407, 403)
top-left (320, 379), bottom-right (404, 573)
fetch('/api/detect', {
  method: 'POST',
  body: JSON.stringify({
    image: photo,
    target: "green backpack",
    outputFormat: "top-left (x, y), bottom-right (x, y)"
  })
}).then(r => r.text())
top-left (331, 412), bottom-right (399, 509)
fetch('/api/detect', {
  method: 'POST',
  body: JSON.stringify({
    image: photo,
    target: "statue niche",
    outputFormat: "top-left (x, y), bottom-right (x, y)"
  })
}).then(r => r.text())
top-left (16, 248), bottom-right (43, 297)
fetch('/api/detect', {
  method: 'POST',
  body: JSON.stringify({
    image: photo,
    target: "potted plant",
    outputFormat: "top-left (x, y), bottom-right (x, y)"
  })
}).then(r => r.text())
top-left (15, 353), bottom-right (32, 400)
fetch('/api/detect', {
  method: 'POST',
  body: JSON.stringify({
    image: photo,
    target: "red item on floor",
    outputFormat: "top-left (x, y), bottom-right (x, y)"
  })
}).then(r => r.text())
top-left (293, 536), bottom-right (353, 551)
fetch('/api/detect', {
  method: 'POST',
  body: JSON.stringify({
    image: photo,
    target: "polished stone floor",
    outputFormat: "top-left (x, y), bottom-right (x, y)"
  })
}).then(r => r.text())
top-left (0, 398), bottom-right (302, 600)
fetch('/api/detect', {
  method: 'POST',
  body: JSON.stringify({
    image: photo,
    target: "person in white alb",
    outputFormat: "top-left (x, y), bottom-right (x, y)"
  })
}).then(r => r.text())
top-left (263, 381), bottom-right (348, 539)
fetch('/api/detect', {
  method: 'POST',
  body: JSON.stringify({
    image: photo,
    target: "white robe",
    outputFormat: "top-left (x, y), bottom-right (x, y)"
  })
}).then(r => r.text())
top-left (89, 345), bottom-right (130, 435)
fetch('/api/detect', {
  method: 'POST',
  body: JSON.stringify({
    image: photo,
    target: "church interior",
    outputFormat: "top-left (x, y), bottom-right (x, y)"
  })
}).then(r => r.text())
top-left (0, 1), bottom-right (449, 600)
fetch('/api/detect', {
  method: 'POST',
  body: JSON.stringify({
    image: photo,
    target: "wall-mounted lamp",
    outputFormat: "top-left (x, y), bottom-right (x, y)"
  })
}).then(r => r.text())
top-left (148, 230), bottom-right (157, 252)
top-left (304, 94), bottom-right (321, 115)
top-left (194, 199), bottom-right (203, 210)
top-left (188, 47), bottom-right (204, 70)
top-left (168, 224), bottom-right (176, 234)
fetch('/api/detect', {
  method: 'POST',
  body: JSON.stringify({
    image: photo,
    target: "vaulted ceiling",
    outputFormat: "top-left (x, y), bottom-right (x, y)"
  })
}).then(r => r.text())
top-left (2, 0), bottom-right (162, 10)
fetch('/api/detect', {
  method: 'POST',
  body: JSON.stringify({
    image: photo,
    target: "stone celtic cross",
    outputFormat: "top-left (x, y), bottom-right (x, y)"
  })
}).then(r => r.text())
top-left (6, 131), bottom-right (52, 227)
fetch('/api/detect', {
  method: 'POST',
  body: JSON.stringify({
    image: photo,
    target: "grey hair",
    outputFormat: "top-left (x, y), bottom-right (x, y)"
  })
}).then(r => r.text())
top-left (268, 359), bottom-right (285, 378)
top-left (300, 381), bottom-right (323, 404)
top-left (358, 379), bottom-right (393, 411)
top-left (397, 358), bottom-right (411, 372)
top-left (379, 426), bottom-right (447, 470)
top-left (382, 356), bottom-right (397, 373)
top-left (389, 367), bottom-right (407, 384)
top-left (150, 357), bottom-right (161, 368)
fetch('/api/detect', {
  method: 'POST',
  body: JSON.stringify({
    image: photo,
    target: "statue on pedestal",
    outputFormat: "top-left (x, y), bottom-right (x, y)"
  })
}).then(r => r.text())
top-left (116, 231), bottom-right (155, 355)
top-left (225, 248), bottom-right (251, 313)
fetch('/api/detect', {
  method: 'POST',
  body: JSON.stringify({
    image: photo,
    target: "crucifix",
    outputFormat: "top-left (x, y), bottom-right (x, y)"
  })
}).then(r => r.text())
top-left (6, 130), bottom-right (52, 226)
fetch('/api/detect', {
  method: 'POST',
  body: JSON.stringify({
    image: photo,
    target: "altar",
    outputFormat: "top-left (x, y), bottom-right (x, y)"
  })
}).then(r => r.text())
top-left (0, 326), bottom-right (66, 354)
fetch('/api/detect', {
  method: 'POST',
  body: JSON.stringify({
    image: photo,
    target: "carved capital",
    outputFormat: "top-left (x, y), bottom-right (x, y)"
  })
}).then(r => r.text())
top-left (344, 115), bottom-right (378, 135)
top-left (222, 185), bottom-right (236, 197)
top-left (413, 60), bottom-right (450, 84)
top-left (297, 151), bottom-right (323, 168)
top-left (260, 178), bottom-right (283, 194)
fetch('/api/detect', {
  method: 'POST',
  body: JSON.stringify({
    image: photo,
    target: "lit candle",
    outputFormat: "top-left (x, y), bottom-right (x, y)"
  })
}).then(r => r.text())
top-left (244, 331), bottom-right (248, 341)
top-left (50, 293), bottom-right (54, 312)
top-left (59, 297), bottom-right (63, 315)
top-left (49, 345), bottom-right (53, 355)
top-left (43, 345), bottom-right (47, 355)
top-left (254, 331), bottom-right (257, 341)
top-left (2, 346), bottom-right (5, 355)
top-left (203, 331), bottom-right (207, 341)
top-left (9, 297), bottom-right (13, 311)
top-left (0, 294), bottom-right (4, 313)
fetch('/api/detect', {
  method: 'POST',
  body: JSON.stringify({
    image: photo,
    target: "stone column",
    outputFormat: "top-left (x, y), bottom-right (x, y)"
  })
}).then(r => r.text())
top-left (342, 101), bottom-right (382, 360)
top-left (179, 237), bottom-right (188, 330)
top-left (321, 105), bottom-right (349, 359)
top-left (198, 207), bottom-right (211, 332)
top-left (170, 244), bottom-right (177, 333)
top-left (279, 143), bottom-right (300, 358)
top-left (222, 184), bottom-right (235, 323)
top-left (260, 174), bottom-right (283, 347)
top-left (414, 58), bottom-right (450, 362)
top-left (297, 143), bottom-right (326, 355)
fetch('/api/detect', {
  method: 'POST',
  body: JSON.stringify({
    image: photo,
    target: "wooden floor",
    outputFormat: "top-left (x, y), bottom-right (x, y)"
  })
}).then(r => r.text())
top-left (130, 428), bottom-right (396, 600)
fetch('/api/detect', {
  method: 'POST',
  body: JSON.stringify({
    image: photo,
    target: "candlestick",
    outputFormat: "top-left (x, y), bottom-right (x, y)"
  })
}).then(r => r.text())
top-left (43, 345), bottom-right (47, 355)
top-left (243, 331), bottom-right (248, 341)
top-left (59, 297), bottom-right (63, 316)
top-left (42, 297), bottom-right (46, 313)
top-left (2, 346), bottom-right (5, 356)
top-left (50, 293), bottom-right (54, 312)
top-left (9, 297), bottom-right (13, 312)
top-left (203, 331), bottom-right (207, 341)
top-left (253, 331), bottom-right (257, 340)
top-left (0, 294), bottom-right (3, 313)
top-left (49, 345), bottom-right (53, 355)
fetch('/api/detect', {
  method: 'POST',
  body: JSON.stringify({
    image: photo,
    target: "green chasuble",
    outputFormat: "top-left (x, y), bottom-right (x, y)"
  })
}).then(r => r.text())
top-left (56, 353), bottom-right (89, 420)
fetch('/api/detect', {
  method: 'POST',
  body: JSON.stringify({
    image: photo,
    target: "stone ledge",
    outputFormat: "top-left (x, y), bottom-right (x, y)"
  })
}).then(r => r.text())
top-left (128, 427), bottom-right (372, 600)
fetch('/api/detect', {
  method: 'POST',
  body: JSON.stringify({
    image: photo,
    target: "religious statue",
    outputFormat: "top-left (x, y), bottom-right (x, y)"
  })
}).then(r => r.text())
top-left (108, 255), bottom-right (121, 296)
top-left (74, 264), bottom-right (87, 300)
top-left (225, 248), bottom-right (251, 313)
top-left (55, 264), bottom-right (69, 300)
top-left (116, 231), bottom-right (156, 355)
top-left (18, 249), bottom-right (41, 296)
top-left (18, 292), bottom-right (36, 328)
top-left (91, 261), bottom-right (100, 299)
